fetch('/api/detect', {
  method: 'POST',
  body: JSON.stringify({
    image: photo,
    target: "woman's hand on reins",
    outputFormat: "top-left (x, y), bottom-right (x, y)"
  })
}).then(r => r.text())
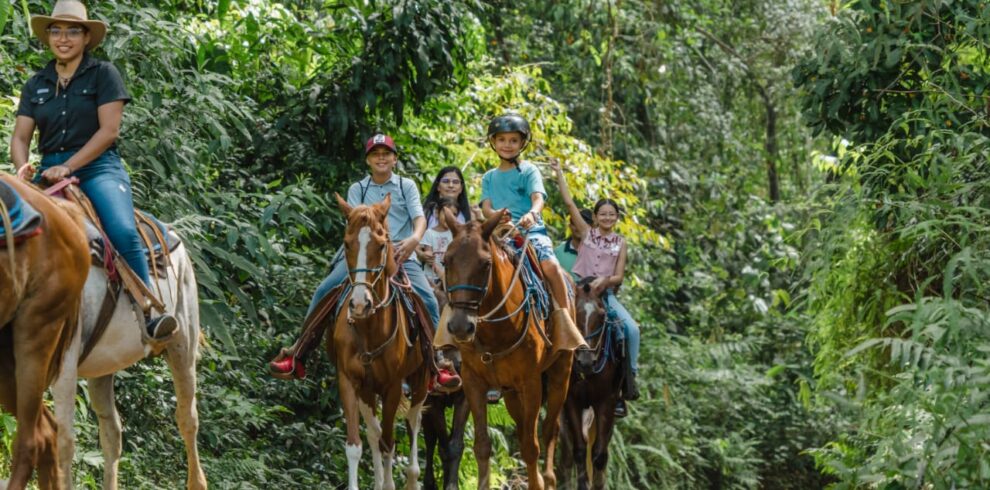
top-left (41, 164), bottom-right (72, 182)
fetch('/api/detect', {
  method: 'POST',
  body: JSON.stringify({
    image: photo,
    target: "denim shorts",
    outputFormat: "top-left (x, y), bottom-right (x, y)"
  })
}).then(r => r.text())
top-left (513, 232), bottom-right (556, 263)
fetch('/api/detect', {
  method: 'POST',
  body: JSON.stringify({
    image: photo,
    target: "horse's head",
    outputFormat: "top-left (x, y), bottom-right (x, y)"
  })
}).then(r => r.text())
top-left (336, 193), bottom-right (393, 322)
top-left (574, 277), bottom-right (607, 373)
top-left (441, 207), bottom-right (505, 343)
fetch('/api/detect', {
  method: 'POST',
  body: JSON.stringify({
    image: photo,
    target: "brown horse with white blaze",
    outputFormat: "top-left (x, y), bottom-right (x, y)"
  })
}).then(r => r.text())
top-left (559, 277), bottom-right (622, 490)
top-left (441, 208), bottom-right (576, 490)
top-left (0, 175), bottom-right (90, 490)
top-left (332, 194), bottom-right (431, 490)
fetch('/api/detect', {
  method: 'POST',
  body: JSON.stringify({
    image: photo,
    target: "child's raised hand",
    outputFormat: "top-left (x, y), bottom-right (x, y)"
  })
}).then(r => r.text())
top-left (548, 158), bottom-right (562, 174)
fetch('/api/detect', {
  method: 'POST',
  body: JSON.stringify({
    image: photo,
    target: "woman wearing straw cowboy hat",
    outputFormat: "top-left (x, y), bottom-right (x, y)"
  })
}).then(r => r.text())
top-left (10, 0), bottom-right (176, 339)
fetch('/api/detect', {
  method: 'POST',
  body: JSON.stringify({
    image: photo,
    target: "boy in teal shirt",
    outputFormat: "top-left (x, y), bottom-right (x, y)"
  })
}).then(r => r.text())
top-left (478, 113), bottom-right (586, 400)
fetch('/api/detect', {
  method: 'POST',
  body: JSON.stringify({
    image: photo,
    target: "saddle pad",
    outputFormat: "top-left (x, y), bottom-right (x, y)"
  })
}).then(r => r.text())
top-left (0, 180), bottom-right (44, 243)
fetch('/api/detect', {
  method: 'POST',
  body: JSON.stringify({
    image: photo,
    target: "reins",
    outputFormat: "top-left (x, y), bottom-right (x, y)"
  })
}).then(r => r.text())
top-left (445, 224), bottom-right (553, 363)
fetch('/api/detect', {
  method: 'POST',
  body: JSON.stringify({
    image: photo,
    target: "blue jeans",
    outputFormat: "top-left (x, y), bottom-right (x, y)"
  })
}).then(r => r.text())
top-left (605, 292), bottom-right (639, 375)
top-left (307, 247), bottom-right (440, 326)
top-left (41, 149), bottom-right (150, 287)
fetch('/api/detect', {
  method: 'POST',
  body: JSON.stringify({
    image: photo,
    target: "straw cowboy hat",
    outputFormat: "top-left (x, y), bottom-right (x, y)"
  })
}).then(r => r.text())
top-left (31, 1), bottom-right (107, 50)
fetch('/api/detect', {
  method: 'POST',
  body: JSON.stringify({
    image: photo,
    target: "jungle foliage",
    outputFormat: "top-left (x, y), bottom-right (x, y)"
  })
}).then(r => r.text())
top-left (1, 0), bottom-right (988, 489)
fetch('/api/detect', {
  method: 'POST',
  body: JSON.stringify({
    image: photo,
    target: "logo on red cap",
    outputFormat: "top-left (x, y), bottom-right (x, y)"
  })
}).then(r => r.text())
top-left (365, 134), bottom-right (397, 155)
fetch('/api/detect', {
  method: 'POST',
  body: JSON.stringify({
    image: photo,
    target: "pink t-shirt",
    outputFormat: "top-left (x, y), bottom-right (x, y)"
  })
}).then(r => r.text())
top-left (572, 228), bottom-right (624, 278)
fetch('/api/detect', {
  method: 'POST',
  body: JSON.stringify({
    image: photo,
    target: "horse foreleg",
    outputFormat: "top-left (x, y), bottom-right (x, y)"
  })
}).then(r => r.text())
top-left (541, 353), bottom-right (573, 490)
top-left (86, 376), bottom-right (120, 490)
top-left (444, 396), bottom-right (469, 490)
top-left (405, 400), bottom-right (424, 490)
top-left (165, 339), bottom-right (207, 490)
top-left (506, 386), bottom-right (545, 490)
top-left (340, 376), bottom-right (364, 490)
top-left (590, 402), bottom-right (616, 490)
top-left (463, 379), bottom-right (491, 490)
top-left (561, 401), bottom-right (587, 490)
top-left (379, 385), bottom-right (403, 490)
top-left (52, 336), bottom-right (80, 490)
top-left (422, 403), bottom-right (442, 490)
top-left (359, 399), bottom-right (385, 490)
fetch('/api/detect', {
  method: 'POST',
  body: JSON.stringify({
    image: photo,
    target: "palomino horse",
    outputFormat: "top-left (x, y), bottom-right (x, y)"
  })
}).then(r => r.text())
top-left (0, 175), bottom-right (90, 490)
top-left (441, 209), bottom-right (577, 490)
top-left (332, 194), bottom-right (431, 490)
top-left (49, 211), bottom-right (206, 490)
top-left (559, 278), bottom-right (622, 490)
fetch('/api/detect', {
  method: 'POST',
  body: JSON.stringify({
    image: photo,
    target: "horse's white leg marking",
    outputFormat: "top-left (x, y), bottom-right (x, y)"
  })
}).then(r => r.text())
top-left (405, 402), bottom-right (424, 490)
top-left (54, 321), bottom-right (82, 490)
top-left (346, 443), bottom-right (362, 490)
top-left (361, 401), bottom-right (385, 490)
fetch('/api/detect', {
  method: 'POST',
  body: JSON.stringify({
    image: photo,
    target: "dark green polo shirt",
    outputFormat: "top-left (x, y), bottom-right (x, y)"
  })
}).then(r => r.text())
top-left (16, 53), bottom-right (130, 155)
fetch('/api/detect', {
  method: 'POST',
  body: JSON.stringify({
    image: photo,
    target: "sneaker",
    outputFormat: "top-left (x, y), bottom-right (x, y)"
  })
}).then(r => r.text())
top-left (486, 389), bottom-right (501, 405)
top-left (146, 314), bottom-right (177, 339)
top-left (270, 355), bottom-right (306, 380)
top-left (436, 368), bottom-right (462, 393)
top-left (614, 400), bottom-right (628, 418)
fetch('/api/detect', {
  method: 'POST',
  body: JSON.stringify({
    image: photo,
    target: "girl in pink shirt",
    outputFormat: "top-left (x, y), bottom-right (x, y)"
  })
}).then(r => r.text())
top-left (552, 160), bottom-right (640, 417)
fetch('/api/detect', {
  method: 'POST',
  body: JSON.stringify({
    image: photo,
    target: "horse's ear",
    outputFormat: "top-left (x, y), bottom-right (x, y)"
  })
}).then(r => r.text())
top-left (374, 193), bottom-right (392, 220)
top-left (481, 209), bottom-right (506, 241)
top-left (444, 207), bottom-right (464, 237)
top-left (335, 193), bottom-right (352, 215)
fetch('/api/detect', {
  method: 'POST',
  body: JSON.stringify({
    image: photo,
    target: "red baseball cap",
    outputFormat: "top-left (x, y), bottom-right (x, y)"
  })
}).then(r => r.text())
top-left (365, 133), bottom-right (397, 155)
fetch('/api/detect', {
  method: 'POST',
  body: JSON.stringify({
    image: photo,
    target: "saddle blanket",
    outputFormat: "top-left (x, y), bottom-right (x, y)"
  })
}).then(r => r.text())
top-left (0, 180), bottom-right (44, 245)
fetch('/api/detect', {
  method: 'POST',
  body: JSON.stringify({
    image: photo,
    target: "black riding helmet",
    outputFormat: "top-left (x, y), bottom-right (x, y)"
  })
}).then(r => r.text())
top-left (487, 113), bottom-right (531, 165)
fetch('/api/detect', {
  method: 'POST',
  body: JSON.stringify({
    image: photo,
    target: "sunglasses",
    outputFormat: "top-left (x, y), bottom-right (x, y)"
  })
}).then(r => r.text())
top-left (440, 178), bottom-right (461, 185)
top-left (46, 26), bottom-right (87, 39)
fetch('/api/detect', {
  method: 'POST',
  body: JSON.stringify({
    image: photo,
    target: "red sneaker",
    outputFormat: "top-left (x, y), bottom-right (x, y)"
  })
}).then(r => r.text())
top-left (436, 368), bottom-right (462, 392)
top-left (270, 356), bottom-right (306, 380)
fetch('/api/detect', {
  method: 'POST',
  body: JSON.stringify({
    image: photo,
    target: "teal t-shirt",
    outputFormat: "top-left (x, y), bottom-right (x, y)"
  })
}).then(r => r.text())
top-left (479, 161), bottom-right (547, 234)
top-left (554, 239), bottom-right (580, 280)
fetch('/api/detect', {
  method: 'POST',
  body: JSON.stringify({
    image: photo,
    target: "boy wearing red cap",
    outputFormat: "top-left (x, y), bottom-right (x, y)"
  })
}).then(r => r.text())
top-left (271, 134), bottom-right (460, 391)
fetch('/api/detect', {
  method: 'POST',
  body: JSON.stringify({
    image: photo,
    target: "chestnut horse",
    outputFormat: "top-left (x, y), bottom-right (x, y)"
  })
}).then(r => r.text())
top-left (441, 209), bottom-right (576, 490)
top-left (0, 175), bottom-right (90, 490)
top-left (559, 278), bottom-right (622, 490)
top-left (332, 194), bottom-right (431, 490)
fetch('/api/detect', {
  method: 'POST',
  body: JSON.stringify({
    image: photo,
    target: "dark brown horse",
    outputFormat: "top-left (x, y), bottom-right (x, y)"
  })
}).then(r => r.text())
top-left (421, 348), bottom-right (469, 490)
top-left (441, 209), bottom-right (576, 490)
top-left (559, 278), bottom-right (622, 490)
top-left (0, 175), bottom-right (90, 490)
top-left (331, 194), bottom-right (431, 490)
